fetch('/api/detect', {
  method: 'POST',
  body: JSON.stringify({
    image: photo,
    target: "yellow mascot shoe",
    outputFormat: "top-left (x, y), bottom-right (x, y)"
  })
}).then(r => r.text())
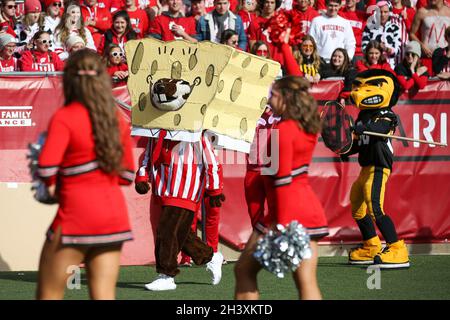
top-left (373, 240), bottom-right (410, 269)
top-left (348, 236), bottom-right (382, 265)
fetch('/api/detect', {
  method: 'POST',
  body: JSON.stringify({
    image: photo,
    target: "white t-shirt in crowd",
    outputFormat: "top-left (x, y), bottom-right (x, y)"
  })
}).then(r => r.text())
top-left (309, 14), bottom-right (356, 62)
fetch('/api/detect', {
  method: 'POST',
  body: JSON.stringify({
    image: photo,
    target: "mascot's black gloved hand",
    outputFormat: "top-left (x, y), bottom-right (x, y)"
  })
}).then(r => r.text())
top-left (135, 181), bottom-right (150, 195)
top-left (208, 194), bottom-right (226, 208)
top-left (352, 124), bottom-right (366, 135)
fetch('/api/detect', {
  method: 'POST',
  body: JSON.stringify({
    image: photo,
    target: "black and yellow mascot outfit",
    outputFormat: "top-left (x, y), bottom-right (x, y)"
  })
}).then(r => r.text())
top-left (347, 69), bottom-right (409, 268)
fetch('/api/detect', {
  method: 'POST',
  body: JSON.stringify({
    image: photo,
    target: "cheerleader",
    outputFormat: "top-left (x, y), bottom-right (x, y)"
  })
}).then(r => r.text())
top-left (36, 49), bottom-right (135, 299)
top-left (235, 76), bottom-right (329, 300)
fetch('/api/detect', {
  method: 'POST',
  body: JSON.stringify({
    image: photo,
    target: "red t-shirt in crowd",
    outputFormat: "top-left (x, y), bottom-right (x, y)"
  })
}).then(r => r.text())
top-left (148, 13), bottom-right (196, 41)
top-left (81, 4), bottom-right (113, 48)
top-left (127, 8), bottom-right (149, 38)
top-left (339, 7), bottom-right (367, 57)
top-left (292, 6), bottom-right (320, 39)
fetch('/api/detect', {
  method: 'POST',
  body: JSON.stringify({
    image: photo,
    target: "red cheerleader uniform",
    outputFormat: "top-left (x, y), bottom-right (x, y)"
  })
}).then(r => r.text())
top-left (38, 101), bottom-right (135, 245)
top-left (257, 119), bottom-right (329, 239)
top-left (244, 107), bottom-right (279, 227)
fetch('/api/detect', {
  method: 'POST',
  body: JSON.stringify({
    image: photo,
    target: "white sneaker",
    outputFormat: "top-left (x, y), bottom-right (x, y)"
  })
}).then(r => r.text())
top-left (144, 274), bottom-right (176, 291)
top-left (206, 252), bottom-right (224, 285)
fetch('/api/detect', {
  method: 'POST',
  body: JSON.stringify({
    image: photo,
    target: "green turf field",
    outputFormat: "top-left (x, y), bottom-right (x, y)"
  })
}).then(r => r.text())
top-left (0, 255), bottom-right (449, 300)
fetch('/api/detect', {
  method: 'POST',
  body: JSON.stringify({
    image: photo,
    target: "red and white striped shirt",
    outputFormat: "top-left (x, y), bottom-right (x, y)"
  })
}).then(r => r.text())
top-left (135, 132), bottom-right (223, 212)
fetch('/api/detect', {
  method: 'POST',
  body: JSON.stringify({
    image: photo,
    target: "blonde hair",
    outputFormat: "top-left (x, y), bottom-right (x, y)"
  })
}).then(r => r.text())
top-left (294, 35), bottom-right (322, 72)
top-left (63, 49), bottom-right (123, 174)
top-left (54, 4), bottom-right (87, 47)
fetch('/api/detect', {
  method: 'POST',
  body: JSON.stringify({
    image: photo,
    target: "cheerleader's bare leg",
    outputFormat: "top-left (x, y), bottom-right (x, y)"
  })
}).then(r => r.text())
top-left (234, 231), bottom-right (263, 300)
top-left (292, 240), bottom-right (322, 300)
top-left (85, 244), bottom-right (122, 300)
top-left (36, 226), bottom-right (86, 300)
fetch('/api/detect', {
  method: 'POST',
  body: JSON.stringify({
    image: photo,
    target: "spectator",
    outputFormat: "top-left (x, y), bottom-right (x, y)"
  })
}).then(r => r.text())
top-left (432, 26), bottom-right (450, 80)
top-left (36, 49), bottom-right (134, 300)
top-left (196, 0), bottom-right (247, 50)
top-left (220, 28), bottom-right (238, 47)
top-left (43, 0), bottom-right (63, 35)
top-left (19, 30), bottom-right (64, 71)
top-left (104, 43), bottom-right (128, 87)
top-left (410, 0), bottom-right (450, 76)
top-left (65, 34), bottom-right (86, 56)
top-left (292, 35), bottom-right (323, 83)
top-left (188, 0), bottom-right (206, 21)
top-left (391, 0), bottom-right (415, 32)
top-left (339, 0), bottom-right (366, 63)
top-left (204, 0), bottom-right (238, 12)
top-left (395, 40), bottom-right (428, 91)
top-left (356, 40), bottom-right (395, 73)
top-left (0, 0), bottom-right (18, 37)
top-left (361, 1), bottom-right (401, 70)
top-left (0, 33), bottom-right (18, 71)
top-left (15, 0), bottom-right (43, 48)
top-left (321, 47), bottom-right (357, 104)
top-left (308, 0), bottom-right (356, 63)
top-left (124, 0), bottom-right (149, 38)
top-left (388, 2), bottom-right (411, 69)
top-left (250, 40), bottom-right (270, 59)
top-left (81, 0), bottom-right (113, 48)
top-left (54, 4), bottom-right (96, 60)
top-left (247, 0), bottom-right (281, 56)
top-left (42, 0), bottom-right (64, 34)
top-left (148, 0), bottom-right (197, 42)
top-left (236, 0), bottom-right (257, 34)
top-left (98, 10), bottom-right (137, 55)
top-left (291, 0), bottom-right (319, 39)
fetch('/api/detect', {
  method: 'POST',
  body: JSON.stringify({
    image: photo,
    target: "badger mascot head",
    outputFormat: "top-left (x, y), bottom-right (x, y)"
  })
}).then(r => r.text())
top-left (350, 69), bottom-right (400, 110)
top-left (147, 76), bottom-right (201, 112)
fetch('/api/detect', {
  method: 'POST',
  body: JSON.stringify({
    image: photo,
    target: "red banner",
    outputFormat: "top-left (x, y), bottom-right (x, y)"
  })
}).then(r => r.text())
top-left (1, 75), bottom-right (449, 265)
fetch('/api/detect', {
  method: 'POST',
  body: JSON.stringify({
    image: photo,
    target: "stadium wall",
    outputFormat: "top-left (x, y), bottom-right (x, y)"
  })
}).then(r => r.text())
top-left (1, 75), bottom-right (449, 271)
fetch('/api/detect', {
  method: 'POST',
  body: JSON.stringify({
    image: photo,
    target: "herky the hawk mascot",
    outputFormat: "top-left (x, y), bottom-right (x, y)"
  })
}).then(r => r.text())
top-left (346, 69), bottom-right (410, 268)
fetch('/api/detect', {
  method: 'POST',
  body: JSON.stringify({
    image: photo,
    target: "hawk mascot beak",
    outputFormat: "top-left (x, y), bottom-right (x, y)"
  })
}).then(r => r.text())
top-left (350, 69), bottom-right (400, 110)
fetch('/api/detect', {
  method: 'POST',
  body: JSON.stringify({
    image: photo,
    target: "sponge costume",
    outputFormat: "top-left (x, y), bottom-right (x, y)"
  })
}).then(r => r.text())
top-left (347, 69), bottom-right (410, 268)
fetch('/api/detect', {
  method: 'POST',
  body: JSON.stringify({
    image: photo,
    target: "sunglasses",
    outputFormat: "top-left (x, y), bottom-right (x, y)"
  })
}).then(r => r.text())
top-left (111, 51), bottom-right (124, 57)
top-left (37, 39), bottom-right (52, 45)
top-left (256, 49), bottom-right (268, 56)
top-left (302, 44), bottom-right (314, 49)
top-left (406, 52), bottom-right (416, 57)
top-left (6, 4), bottom-right (17, 9)
top-left (53, 2), bottom-right (62, 7)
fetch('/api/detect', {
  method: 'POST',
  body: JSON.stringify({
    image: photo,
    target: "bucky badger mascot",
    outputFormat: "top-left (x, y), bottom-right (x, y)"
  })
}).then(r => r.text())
top-left (347, 69), bottom-right (409, 268)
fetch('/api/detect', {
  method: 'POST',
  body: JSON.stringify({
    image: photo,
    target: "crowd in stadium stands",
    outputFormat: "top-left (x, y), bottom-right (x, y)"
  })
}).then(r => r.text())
top-left (1, 0), bottom-right (450, 92)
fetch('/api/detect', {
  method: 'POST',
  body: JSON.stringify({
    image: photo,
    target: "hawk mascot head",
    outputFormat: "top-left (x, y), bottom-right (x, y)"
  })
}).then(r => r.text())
top-left (350, 69), bottom-right (400, 110)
